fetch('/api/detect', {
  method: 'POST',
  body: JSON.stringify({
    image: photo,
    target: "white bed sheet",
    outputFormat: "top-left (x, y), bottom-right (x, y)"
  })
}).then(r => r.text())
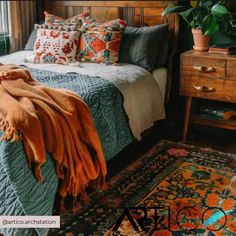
top-left (152, 67), bottom-right (167, 101)
top-left (0, 51), bottom-right (166, 140)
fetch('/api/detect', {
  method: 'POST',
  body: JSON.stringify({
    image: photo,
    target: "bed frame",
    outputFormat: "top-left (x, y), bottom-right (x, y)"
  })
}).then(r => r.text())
top-left (45, 1), bottom-right (179, 107)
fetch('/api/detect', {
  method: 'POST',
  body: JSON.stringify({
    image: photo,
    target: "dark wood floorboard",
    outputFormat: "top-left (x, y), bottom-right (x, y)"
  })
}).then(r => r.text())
top-left (164, 123), bottom-right (236, 154)
top-left (107, 121), bottom-right (236, 180)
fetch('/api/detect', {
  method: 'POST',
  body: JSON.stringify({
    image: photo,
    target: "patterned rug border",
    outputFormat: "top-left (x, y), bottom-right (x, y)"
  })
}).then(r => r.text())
top-left (108, 139), bottom-right (236, 186)
top-left (164, 139), bottom-right (236, 158)
top-left (51, 139), bottom-right (236, 236)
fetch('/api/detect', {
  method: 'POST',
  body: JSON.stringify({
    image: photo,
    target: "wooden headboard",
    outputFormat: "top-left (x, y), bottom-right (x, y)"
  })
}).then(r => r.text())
top-left (45, 1), bottom-right (179, 106)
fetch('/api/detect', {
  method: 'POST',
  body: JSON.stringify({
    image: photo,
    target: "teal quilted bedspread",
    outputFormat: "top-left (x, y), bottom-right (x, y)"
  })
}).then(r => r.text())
top-left (0, 68), bottom-right (133, 236)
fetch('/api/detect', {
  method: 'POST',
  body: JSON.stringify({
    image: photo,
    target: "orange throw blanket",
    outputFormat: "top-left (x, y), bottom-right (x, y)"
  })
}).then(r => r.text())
top-left (0, 64), bottom-right (107, 202)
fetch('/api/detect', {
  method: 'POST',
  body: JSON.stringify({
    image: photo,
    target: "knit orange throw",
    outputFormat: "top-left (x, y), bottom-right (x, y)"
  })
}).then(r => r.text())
top-left (0, 64), bottom-right (107, 201)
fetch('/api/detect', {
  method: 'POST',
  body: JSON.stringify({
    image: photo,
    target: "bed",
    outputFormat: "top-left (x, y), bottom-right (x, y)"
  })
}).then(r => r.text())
top-left (0, 1), bottom-right (178, 236)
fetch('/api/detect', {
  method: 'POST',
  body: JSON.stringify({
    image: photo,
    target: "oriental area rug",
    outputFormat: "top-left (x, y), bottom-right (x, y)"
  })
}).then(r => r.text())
top-left (50, 140), bottom-right (236, 236)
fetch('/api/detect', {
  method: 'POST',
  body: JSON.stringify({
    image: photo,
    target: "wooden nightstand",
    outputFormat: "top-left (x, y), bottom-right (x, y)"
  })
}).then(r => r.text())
top-left (180, 49), bottom-right (236, 141)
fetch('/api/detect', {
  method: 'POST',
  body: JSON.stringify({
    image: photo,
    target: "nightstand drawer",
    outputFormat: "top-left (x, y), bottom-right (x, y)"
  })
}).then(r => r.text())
top-left (181, 56), bottom-right (226, 79)
top-left (180, 76), bottom-right (236, 102)
top-left (227, 60), bottom-right (236, 81)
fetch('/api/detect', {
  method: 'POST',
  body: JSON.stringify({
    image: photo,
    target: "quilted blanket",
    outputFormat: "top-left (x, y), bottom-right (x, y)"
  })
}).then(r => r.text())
top-left (0, 68), bottom-right (133, 236)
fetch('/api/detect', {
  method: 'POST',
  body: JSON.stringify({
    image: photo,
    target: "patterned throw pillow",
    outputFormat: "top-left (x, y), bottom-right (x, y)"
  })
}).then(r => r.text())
top-left (44, 11), bottom-right (88, 24)
top-left (44, 11), bottom-right (97, 31)
top-left (35, 23), bottom-right (81, 32)
top-left (99, 19), bottom-right (127, 31)
top-left (25, 28), bottom-right (80, 64)
top-left (78, 19), bottom-right (126, 64)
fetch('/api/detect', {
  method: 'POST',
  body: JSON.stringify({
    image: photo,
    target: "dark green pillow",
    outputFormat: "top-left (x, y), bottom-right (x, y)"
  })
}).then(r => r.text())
top-left (118, 24), bottom-right (168, 71)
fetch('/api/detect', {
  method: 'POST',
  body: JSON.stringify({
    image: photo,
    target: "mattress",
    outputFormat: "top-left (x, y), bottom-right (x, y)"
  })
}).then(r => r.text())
top-left (0, 51), bottom-right (167, 140)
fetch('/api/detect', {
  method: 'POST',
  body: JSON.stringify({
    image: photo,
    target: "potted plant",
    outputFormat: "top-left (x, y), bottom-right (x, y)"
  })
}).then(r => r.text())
top-left (162, 0), bottom-right (230, 51)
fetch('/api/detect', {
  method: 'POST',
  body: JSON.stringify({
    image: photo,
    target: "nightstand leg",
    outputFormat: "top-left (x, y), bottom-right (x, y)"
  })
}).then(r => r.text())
top-left (183, 97), bottom-right (192, 142)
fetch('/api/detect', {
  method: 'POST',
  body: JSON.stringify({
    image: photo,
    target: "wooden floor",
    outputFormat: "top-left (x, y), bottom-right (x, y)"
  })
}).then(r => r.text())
top-left (107, 120), bottom-right (236, 180)
top-left (161, 121), bottom-right (236, 153)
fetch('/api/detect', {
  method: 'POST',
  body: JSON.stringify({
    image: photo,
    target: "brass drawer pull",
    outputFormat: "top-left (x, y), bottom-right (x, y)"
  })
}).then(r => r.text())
top-left (193, 83), bottom-right (215, 93)
top-left (193, 65), bottom-right (215, 73)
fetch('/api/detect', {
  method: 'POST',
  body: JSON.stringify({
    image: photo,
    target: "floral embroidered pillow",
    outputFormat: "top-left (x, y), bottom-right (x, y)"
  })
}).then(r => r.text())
top-left (78, 19), bottom-right (126, 64)
top-left (26, 28), bottom-right (80, 64)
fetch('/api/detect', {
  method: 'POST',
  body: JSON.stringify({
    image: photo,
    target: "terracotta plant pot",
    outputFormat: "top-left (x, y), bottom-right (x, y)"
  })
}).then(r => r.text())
top-left (192, 28), bottom-right (211, 51)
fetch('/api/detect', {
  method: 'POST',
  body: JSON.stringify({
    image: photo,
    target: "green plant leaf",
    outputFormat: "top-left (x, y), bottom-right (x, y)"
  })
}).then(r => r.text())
top-left (202, 15), bottom-right (219, 35)
top-left (202, 1), bottom-right (212, 8)
top-left (189, 20), bottom-right (195, 28)
top-left (190, 1), bottom-right (198, 8)
top-left (179, 8), bottom-right (194, 18)
top-left (211, 4), bottom-right (229, 16)
top-left (162, 6), bottom-right (189, 16)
